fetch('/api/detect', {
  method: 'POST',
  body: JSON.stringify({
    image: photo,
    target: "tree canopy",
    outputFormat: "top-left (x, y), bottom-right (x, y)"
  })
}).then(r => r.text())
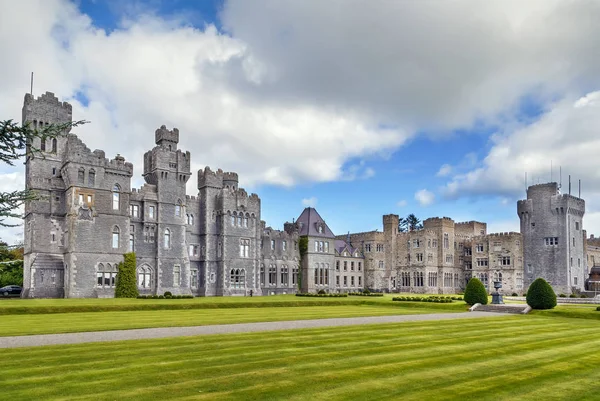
top-left (399, 213), bottom-right (423, 232)
top-left (0, 119), bottom-right (85, 227)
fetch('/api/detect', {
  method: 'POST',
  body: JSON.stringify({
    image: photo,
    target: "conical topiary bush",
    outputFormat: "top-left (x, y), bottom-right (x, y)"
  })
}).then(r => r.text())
top-left (464, 277), bottom-right (488, 305)
top-left (526, 278), bottom-right (557, 310)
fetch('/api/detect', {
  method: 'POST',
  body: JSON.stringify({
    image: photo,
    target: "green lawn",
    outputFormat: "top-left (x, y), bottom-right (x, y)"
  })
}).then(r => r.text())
top-left (0, 303), bottom-right (465, 336)
top-left (3, 315), bottom-right (600, 400)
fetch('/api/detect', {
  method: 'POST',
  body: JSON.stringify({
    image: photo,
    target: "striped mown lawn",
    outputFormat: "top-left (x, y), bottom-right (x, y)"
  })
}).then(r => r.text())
top-left (3, 315), bottom-right (600, 400)
top-left (0, 303), bottom-right (463, 336)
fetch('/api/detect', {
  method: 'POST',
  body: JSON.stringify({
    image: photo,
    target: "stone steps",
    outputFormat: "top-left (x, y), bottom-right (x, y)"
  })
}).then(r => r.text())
top-left (471, 304), bottom-right (531, 314)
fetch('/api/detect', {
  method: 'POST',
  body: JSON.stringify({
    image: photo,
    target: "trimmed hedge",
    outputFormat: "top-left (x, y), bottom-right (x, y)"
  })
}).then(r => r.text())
top-left (115, 252), bottom-right (138, 298)
top-left (392, 296), bottom-right (453, 303)
top-left (295, 293), bottom-right (348, 298)
top-left (526, 278), bottom-right (557, 310)
top-left (138, 295), bottom-right (194, 299)
top-left (464, 278), bottom-right (488, 305)
top-left (348, 292), bottom-right (384, 297)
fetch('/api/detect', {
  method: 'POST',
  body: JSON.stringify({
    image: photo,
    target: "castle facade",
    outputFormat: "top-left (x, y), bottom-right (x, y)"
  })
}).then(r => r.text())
top-left (21, 91), bottom-right (590, 297)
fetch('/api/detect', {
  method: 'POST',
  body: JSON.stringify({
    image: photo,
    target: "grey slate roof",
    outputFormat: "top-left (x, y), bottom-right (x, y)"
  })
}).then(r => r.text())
top-left (295, 207), bottom-right (335, 238)
top-left (334, 239), bottom-right (359, 255)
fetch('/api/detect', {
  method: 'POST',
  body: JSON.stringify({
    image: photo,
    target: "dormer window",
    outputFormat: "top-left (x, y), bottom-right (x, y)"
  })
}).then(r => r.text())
top-left (318, 226), bottom-right (323, 233)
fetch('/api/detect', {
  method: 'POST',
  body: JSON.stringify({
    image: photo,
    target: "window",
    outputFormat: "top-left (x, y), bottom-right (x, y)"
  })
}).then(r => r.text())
top-left (527, 264), bottom-right (533, 274)
top-left (416, 253), bottom-right (423, 262)
top-left (476, 258), bottom-right (488, 267)
top-left (231, 215), bottom-right (236, 226)
top-left (52, 167), bottom-right (56, 176)
top-left (351, 261), bottom-right (355, 271)
top-left (432, 239), bottom-right (438, 248)
top-left (112, 226), bottom-right (120, 249)
top-left (443, 233), bottom-right (449, 249)
top-left (365, 244), bottom-right (371, 252)
top-left (336, 261), bottom-right (340, 271)
top-left (573, 237), bottom-right (576, 246)
top-left (428, 272), bottom-right (437, 287)
top-left (244, 217), bottom-right (249, 227)
top-left (464, 247), bottom-right (472, 256)
top-left (493, 241), bottom-right (502, 251)
top-left (187, 214), bottom-right (194, 225)
top-left (230, 268), bottom-right (245, 288)
top-left (351, 276), bottom-right (355, 287)
top-left (427, 254), bottom-right (433, 262)
top-left (544, 237), bottom-right (559, 246)
top-left (97, 263), bottom-right (117, 288)
top-left (445, 254), bottom-right (453, 264)
top-left (413, 239), bottom-right (420, 248)
top-left (493, 271), bottom-right (503, 282)
top-left (129, 233), bottom-right (134, 252)
top-left (413, 271), bottom-right (424, 287)
top-left (41, 138), bottom-right (46, 151)
top-left (574, 276), bottom-right (578, 285)
top-left (112, 184), bottom-right (120, 210)
top-left (271, 239), bottom-right (275, 250)
top-left (78, 168), bottom-right (85, 185)
top-left (138, 266), bottom-right (152, 289)
top-left (500, 256), bottom-right (511, 266)
top-left (292, 267), bottom-right (298, 285)
top-left (87, 195), bottom-right (92, 204)
top-left (240, 238), bottom-right (250, 258)
top-left (130, 205), bottom-right (139, 218)
top-left (575, 222), bottom-right (580, 230)
top-left (343, 261), bottom-right (347, 271)
top-left (464, 261), bottom-right (472, 270)
top-left (401, 272), bottom-right (411, 287)
top-left (269, 265), bottom-right (277, 285)
top-left (476, 243), bottom-right (484, 253)
top-left (336, 275), bottom-right (340, 286)
top-left (379, 261), bottom-right (384, 269)
top-left (282, 240), bottom-right (287, 252)
top-left (175, 200), bottom-right (182, 217)
top-left (238, 215), bottom-right (243, 226)
top-left (343, 275), bottom-right (347, 286)
top-left (173, 264), bottom-right (181, 287)
top-left (148, 206), bottom-right (155, 219)
top-left (358, 276), bottom-right (362, 287)
top-left (191, 269), bottom-right (198, 288)
top-left (376, 244), bottom-right (384, 252)
top-left (516, 272), bottom-right (523, 289)
top-left (88, 169), bottom-right (95, 186)
top-left (281, 266), bottom-right (288, 286)
top-left (358, 262), bottom-right (362, 271)
top-left (164, 229), bottom-right (171, 249)
top-left (325, 242), bottom-right (329, 253)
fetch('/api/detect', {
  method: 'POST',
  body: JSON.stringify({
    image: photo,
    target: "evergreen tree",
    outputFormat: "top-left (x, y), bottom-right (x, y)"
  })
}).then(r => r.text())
top-left (464, 277), bottom-right (488, 305)
top-left (526, 278), bottom-right (557, 310)
top-left (0, 119), bottom-right (86, 227)
top-left (115, 252), bottom-right (138, 298)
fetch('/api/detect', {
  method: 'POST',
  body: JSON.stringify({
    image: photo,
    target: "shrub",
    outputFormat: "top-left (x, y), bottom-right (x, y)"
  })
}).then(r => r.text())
top-left (464, 277), bottom-right (488, 305)
top-left (164, 291), bottom-right (172, 297)
top-left (363, 289), bottom-right (371, 295)
top-left (580, 294), bottom-right (588, 298)
top-left (511, 292), bottom-right (519, 297)
top-left (558, 293), bottom-right (567, 298)
top-left (569, 294), bottom-right (578, 298)
top-left (115, 252), bottom-right (138, 298)
top-left (317, 289), bottom-right (326, 295)
top-left (526, 278), bottom-right (557, 310)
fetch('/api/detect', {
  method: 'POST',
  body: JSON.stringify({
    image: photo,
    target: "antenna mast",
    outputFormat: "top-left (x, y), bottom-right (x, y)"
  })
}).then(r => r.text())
top-left (30, 72), bottom-right (33, 95)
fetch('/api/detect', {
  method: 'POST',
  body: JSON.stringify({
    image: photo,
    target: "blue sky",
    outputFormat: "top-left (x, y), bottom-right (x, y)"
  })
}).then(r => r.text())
top-left (2, 0), bottom-right (600, 242)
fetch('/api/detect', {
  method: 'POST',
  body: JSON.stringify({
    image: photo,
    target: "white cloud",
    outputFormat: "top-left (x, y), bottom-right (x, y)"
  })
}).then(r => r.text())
top-left (436, 164), bottom-right (452, 177)
top-left (397, 200), bottom-right (407, 207)
top-left (415, 189), bottom-right (435, 206)
top-left (301, 197), bottom-right (318, 208)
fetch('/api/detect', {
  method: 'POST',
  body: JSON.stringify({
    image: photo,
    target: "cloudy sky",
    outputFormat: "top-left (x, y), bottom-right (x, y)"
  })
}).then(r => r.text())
top-left (2, 0), bottom-right (600, 243)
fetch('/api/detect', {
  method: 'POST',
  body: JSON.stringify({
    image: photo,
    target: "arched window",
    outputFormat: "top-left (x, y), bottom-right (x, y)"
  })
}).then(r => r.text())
top-left (137, 265), bottom-right (152, 289)
top-left (189, 214), bottom-right (194, 225)
top-left (41, 138), bottom-right (46, 152)
top-left (164, 229), bottom-right (170, 249)
top-left (230, 268), bottom-right (246, 288)
top-left (112, 226), bottom-right (120, 249)
top-left (78, 168), bottom-right (85, 185)
top-left (112, 184), bottom-right (120, 210)
top-left (129, 233), bottom-right (134, 252)
top-left (175, 199), bottom-right (182, 217)
top-left (51, 138), bottom-right (57, 153)
top-left (88, 169), bottom-right (95, 187)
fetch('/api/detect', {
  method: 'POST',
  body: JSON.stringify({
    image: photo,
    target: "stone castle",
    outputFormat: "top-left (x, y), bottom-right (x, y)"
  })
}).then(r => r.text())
top-left (21, 91), bottom-right (592, 297)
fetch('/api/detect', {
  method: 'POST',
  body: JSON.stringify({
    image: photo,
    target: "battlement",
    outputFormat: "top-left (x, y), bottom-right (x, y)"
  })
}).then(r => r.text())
top-left (24, 92), bottom-right (72, 113)
top-left (485, 232), bottom-right (521, 238)
top-left (185, 195), bottom-right (197, 201)
top-left (223, 172), bottom-right (239, 184)
top-left (423, 216), bottom-right (455, 229)
top-left (155, 125), bottom-right (179, 145)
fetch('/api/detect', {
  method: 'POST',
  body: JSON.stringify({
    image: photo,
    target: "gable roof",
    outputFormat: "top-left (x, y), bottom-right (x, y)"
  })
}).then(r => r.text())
top-left (295, 207), bottom-right (335, 238)
top-left (334, 239), bottom-right (361, 256)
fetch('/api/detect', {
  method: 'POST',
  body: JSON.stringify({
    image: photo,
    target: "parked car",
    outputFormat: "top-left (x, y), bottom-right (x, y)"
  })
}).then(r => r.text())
top-left (0, 285), bottom-right (22, 297)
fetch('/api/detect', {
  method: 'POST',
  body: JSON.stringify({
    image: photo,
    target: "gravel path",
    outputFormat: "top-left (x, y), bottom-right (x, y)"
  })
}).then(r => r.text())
top-left (0, 311), bottom-right (509, 349)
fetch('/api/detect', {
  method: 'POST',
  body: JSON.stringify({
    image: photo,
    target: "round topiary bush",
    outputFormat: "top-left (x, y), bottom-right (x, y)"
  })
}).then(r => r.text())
top-left (526, 278), bottom-right (557, 310)
top-left (164, 291), bottom-right (172, 297)
top-left (464, 278), bottom-right (488, 305)
top-left (558, 293), bottom-right (567, 298)
top-left (317, 289), bottom-right (326, 295)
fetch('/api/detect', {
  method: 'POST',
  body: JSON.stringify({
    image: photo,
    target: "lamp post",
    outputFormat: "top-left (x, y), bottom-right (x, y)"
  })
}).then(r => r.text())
top-left (491, 280), bottom-right (504, 304)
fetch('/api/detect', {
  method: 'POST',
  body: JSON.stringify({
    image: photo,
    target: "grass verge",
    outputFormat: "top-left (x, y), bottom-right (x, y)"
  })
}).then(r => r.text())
top-left (3, 315), bottom-right (600, 400)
